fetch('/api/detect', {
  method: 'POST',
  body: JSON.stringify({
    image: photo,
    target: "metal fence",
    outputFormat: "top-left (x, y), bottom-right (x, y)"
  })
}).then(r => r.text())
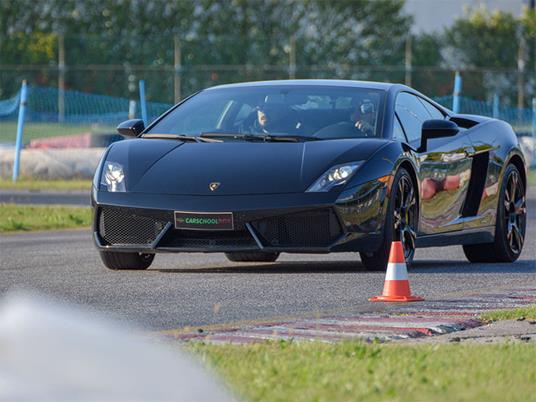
top-left (1, 84), bottom-right (534, 142)
top-left (0, 85), bottom-right (170, 147)
top-left (0, 84), bottom-right (534, 178)
top-left (1, 65), bottom-right (534, 109)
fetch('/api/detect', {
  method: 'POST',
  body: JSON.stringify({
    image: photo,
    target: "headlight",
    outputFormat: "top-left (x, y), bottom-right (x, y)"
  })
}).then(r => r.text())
top-left (101, 161), bottom-right (126, 192)
top-left (306, 162), bottom-right (363, 192)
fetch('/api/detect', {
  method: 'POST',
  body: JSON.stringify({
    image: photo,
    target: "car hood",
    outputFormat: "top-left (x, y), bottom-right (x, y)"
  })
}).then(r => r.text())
top-left (105, 138), bottom-right (389, 195)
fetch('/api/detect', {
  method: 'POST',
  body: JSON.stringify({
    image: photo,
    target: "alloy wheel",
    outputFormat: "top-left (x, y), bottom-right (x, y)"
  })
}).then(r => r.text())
top-left (503, 170), bottom-right (526, 255)
top-left (393, 174), bottom-right (417, 262)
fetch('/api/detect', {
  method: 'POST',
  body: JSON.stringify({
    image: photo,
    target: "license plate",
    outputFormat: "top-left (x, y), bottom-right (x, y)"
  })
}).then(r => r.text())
top-left (174, 211), bottom-right (234, 231)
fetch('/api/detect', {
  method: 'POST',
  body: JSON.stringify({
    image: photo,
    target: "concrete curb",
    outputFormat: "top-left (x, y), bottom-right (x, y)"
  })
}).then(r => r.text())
top-left (164, 288), bottom-right (535, 344)
top-left (0, 148), bottom-right (105, 179)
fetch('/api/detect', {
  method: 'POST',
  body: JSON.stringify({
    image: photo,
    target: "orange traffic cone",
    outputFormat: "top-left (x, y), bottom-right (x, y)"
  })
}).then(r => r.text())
top-left (369, 241), bottom-right (424, 302)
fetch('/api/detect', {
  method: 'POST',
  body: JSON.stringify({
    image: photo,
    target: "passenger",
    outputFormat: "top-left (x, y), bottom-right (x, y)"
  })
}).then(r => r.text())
top-left (255, 106), bottom-right (271, 134)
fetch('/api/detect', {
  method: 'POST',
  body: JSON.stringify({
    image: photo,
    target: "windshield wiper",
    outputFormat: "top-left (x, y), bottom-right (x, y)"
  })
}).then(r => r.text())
top-left (262, 135), bottom-right (319, 142)
top-left (200, 133), bottom-right (260, 141)
top-left (200, 133), bottom-right (318, 142)
top-left (142, 133), bottom-right (220, 142)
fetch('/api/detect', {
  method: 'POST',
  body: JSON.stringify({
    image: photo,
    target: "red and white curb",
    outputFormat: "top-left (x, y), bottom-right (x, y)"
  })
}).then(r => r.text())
top-left (165, 288), bottom-right (535, 344)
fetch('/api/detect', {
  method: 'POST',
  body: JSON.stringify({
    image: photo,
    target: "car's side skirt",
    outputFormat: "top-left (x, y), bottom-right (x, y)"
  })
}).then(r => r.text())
top-left (415, 226), bottom-right (494, 248)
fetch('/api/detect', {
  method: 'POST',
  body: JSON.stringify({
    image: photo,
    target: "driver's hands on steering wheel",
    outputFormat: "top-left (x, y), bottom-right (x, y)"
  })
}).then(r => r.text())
top-left (355, 120), bottom-right (373, 135)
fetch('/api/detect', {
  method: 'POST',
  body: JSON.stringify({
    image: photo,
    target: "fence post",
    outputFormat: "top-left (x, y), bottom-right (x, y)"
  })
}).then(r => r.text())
top-left (288, 34), bottom-right (296, 79)
top-left (530, 98), bottom-right (536, 169)
top-left (13, 80), bottom-right (28, 182)
top-left (139, 80), bottom-right (147, 126)
top-left (492, 94), bottom-right (500, 119)
top-left (174, 37), bottom-right (182, 103)
top-left (452, 71), bottom-right (462, 113)
top-left (58, 33), bottom-right (66, 123)
top-left (128, 100), bottom-right (137, 120)
top-left (405, 35), bottom-right (412, 87)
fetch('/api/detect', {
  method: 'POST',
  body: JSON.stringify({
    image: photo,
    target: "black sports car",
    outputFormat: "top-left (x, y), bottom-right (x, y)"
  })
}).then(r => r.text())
top-left (92, 80), bottom-right (527, 271)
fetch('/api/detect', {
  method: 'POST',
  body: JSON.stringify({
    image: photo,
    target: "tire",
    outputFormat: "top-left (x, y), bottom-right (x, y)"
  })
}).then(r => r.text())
top-left (225, 252), bottom-right (280, 263)
top-left (463, 164), bottom-right (526, 263)
top-left (99, 251), bottom-right (154, 270)
top-left (360, 167), bottom-right (418, 271)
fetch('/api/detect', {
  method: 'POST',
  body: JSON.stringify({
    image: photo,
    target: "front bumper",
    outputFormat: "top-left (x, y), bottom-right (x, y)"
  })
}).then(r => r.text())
top-left (92, 181), bottom-right (388, 254)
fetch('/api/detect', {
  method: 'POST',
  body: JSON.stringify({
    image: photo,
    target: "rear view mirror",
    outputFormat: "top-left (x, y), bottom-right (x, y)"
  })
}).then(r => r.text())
top-left (116, 119), bottom-right (145, 137)
top-left (418, 119), bottom-right (459, 152)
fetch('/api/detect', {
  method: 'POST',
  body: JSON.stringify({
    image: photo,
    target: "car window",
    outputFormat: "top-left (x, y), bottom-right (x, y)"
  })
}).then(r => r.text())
top-left (395, 92), bottom-right (431, 143)
top-left (393, 116), bottom-right (407, 142)
top-left (418, 98), bottom-right (444, 120)
top-left (295, 95), bottom-right (362, 110)
top-left (235, 103), bottom-right (254, 121)
top-left (146, 86), bottom-right (386, 140)
top-left (155, 99), bottom-right (231, 134)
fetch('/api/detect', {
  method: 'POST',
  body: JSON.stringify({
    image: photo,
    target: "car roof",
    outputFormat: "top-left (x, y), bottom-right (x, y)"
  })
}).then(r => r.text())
top-left (207, 79), bottom-right (397, 91)
top-left (199, 79), bottom-right (451, 116)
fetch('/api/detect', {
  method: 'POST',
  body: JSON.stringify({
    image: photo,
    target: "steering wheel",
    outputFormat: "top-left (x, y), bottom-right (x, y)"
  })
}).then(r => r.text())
top-left (313, 121), bottom-right (369, 139)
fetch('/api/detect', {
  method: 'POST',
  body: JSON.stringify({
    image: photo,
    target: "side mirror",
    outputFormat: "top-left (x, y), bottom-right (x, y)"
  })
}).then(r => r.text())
top-left (418, 119), bottom-right (459, 152)
top-left (116, 119), bottom-right (145, 137)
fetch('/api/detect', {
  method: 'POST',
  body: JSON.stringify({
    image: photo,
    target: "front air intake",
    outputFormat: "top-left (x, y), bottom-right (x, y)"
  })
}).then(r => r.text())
top-left (98, 206), bottom-right (169, 246)
top-left (251, 208), bottom-right (342, 248)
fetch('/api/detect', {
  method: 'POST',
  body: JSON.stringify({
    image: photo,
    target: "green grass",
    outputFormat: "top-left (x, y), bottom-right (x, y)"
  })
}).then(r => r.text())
top-left (0, 204), bottom-right (91, 232)
top-left (0, 121), bottom-right (115, 143)
top-left (0, 178), bottom-right (92, 191)
top-left (529, 169), bottom-right (536, 186)
top-left (481, 306), bottom-right (536, 322)
top-left (193, 341), bottom-right (536, 402)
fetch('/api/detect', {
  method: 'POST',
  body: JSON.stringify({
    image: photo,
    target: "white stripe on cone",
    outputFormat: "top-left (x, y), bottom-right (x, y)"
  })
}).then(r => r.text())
top-left (384, 262), bottom-right (408, 281)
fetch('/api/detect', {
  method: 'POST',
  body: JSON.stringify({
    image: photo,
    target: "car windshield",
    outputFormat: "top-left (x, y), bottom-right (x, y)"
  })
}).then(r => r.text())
top-left (145, 85), bottom-right (385, 141)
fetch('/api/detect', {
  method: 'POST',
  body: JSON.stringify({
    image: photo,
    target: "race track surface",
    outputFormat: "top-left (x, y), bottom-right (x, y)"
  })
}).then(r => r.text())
top-left (1, 191), bottom-right (534, 331)
top-left (0, 190), bottom-right (89, 206)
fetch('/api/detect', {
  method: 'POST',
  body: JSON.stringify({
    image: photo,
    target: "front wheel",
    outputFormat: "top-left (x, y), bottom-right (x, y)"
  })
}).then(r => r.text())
top-left (463, 163), bottom-right (526, 263)
top-left (360, 167), bottom-right (417, 271)
top-left (99, 251), bottom-right (154, 270)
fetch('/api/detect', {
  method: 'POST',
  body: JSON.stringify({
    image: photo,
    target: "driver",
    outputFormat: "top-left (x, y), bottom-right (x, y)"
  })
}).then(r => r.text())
top-left (246, 103), bottom-right (300, 134)
top-left (351, 99), bottom-right (376, 136)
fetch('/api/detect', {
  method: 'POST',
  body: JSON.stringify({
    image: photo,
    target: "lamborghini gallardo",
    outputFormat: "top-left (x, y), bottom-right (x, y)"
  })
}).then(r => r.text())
top-left (92, 80), bottom-right (527, 270)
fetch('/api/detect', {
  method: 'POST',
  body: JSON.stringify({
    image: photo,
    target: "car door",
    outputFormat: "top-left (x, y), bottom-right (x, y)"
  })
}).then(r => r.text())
top-left (395, 92), bottom-right (474, 235)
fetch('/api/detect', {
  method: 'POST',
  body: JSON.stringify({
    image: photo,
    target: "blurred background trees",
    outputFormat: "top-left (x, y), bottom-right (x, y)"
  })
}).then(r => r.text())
top-left (0, 0), bottom-right (534, 106)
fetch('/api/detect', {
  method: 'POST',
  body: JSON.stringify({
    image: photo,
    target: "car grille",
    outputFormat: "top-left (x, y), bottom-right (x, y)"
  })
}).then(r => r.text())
top-left (97, 206), bottom-right (342, 249)
top-left (158, 229), bottom-right (257, 249)
top-left (251, 208), bottom-right (342, 248)
top-left (98, 206), bottom-right (169, 246)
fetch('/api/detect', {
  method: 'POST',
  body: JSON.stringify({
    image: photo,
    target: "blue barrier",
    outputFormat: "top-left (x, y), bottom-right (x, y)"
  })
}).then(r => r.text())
top-left (532, 98), bottom-right (536, 168)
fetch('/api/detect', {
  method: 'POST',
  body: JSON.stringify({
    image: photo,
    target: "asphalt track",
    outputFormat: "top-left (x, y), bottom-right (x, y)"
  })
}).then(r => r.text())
top-left (0, 190), bottom-right (89, 206)
top-left (1, 190), bottom-right (534, 331)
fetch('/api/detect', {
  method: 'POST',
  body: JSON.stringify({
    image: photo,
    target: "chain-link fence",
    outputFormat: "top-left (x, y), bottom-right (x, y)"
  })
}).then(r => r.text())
top-left (1, 83), bottom-right (534, 141)
top-left (435, 96), bottom-right (535, 133)
top-left (1, 65), bottom-right (534, 109)
top-left (0, 82), bottom-right (534, 178)
top-left (0, 85), bottom-right (170, 148)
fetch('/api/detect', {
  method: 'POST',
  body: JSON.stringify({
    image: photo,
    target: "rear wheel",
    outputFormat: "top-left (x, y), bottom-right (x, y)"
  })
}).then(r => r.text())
top-left (225, 252), bottom-right (280, 263)
top-left (99, 251), bottom-right (154, 270)
top-left (360, 167), bottom-right (417, 271)
top-left (463, 164), bottom-right (526, 263)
